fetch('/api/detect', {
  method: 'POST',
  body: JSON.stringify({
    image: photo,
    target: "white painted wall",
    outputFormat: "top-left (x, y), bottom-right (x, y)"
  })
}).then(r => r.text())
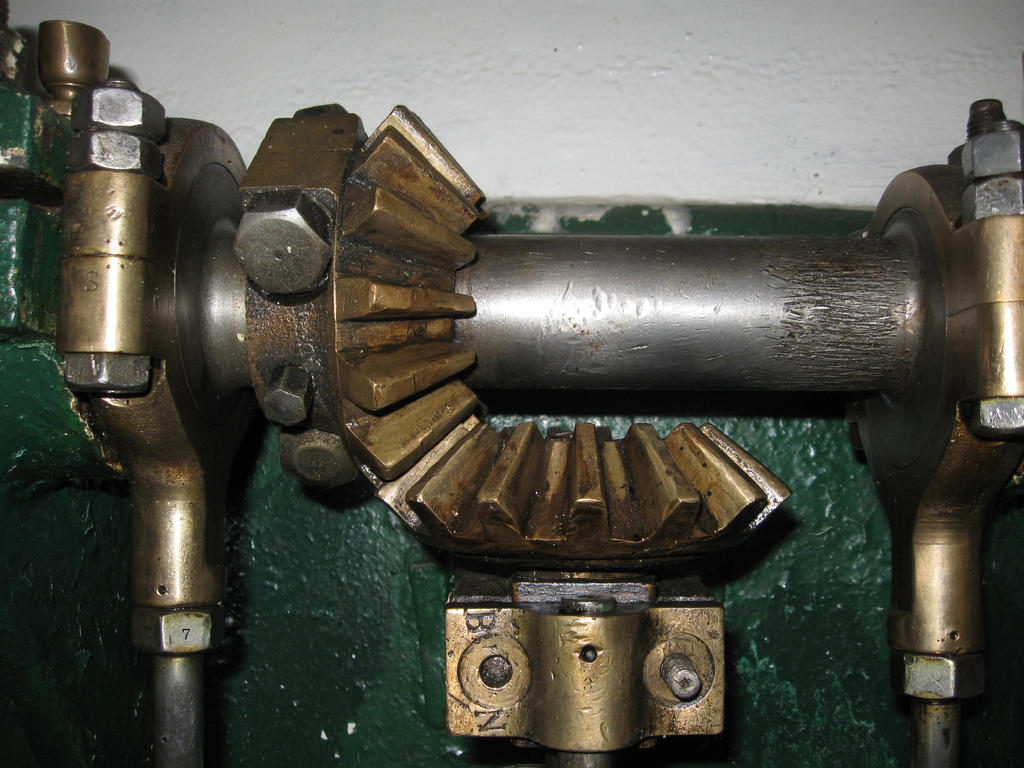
top-left (12, 1), bottom-right (1024, 208)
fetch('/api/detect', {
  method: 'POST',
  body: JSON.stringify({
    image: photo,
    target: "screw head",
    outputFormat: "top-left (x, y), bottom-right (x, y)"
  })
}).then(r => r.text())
top-left (661, 653), bottom-right (702, 701)
top-left (262, 364), bottom-right (313, 426)
top-left (234, 191), bottom-right (333, 295)
top-left (478, 654), bottom-right (513, 689)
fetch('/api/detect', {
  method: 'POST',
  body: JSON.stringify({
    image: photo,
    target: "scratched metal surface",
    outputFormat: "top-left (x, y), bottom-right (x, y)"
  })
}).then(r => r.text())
top-left (1, 201), bottom-right (1022, 766)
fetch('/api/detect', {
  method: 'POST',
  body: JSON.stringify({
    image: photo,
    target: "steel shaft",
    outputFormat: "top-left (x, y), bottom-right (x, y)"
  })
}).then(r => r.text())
top-left (459, 234), bottom-right (919, 393)
top-left (153, 654), bottom-right (205, 768)
top-left (911, 700), bottom-right (961, 768)
top-left (548, 751), bottom-right (614, 768)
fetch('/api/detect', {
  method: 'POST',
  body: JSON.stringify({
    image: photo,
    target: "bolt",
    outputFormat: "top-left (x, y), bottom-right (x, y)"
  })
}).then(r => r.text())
top-left (478, 654), bottom-right (513, 689)
top-left (660, 653), bottom-right (701, 701)
top-left (234, 190), bottom-right (333, 295)
top-left (262, 364), bottom-right (313, 426)
top-left (966, 397), bottom-right (1024, 440)
top-left (966, 99), bottom-right (1021, 139)
top-left (278, 428), bottom-right (359, 488)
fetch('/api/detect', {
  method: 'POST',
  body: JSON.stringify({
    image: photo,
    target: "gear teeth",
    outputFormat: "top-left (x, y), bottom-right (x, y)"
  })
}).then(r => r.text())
top-left (407, 422), bottom-right (501, 540)
top-left (567, 422), bottom-right (610, 543)
top-left (337, 317), bottom-right (453, 353)
top-left (375, 418), bottom-right (789, 560)
top-left (602, 439), bottom-right (643, 541)
top-left (476, 422), bottom-right (545, 544)
top-left (367, 106), bottom-right (484, 207)
top-left (340, 340), bottom-right (476, 411)
top-left (525, 438), bottom-right (571, 542)
top-left (355, 128), bottom-right (481, 232)
top-left (378, 416), bottom-right (482, 533)
top-left (663, 423), bottom-right (766, 533)
top-left (344, 380), bottom-right (479, 480)
top-left (698, 423), bottom-right (790, 525)
top-left (336, 277), bottom-right (475, 321)
top-left (342, 184), bottom-right (477, 269)
top-left (624, 423), bottom-right (702, 540)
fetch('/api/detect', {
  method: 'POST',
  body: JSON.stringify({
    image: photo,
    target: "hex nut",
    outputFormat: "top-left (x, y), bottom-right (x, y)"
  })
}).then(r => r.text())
top-left (962, 128), bottom-right (1024, 181)
top-left (967, 396), bottom-right (1024, 440)
top-left (897, 653), bottom-right (984, 700)
top-left (70, 81), bottom-right (166, 139)
top-left (64, 351), bottom-right (152, 394)
top-left (279, 428), bottom-right (359, 487)
top-left (131, 606), bottom-right (224, 654)
top-left (234, 191), bottom-right (333, 295)
top-left (961, 175), bottom-right (1024, 221)
top-left (68, 130), bottom-right (163, 177)
top-left (262, 364), bottom-right (313, 426)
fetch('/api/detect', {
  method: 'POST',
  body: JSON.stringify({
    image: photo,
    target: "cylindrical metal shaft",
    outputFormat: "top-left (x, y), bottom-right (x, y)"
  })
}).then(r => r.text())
top-left (548, 751), bottom-right (614, 768)
top-left (459, 234), bottom-right (920, 392)
top-left (153, 654), bottom-right (204, 768)
top-left (911, 700), bottom-right (960, 768)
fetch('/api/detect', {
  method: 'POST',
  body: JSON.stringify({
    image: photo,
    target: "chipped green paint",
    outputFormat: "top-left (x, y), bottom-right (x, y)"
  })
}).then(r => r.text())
top-left (558, 204), bottom-right (673, 235)
top-left (2, 199), bottom-right (1022, 767)
top-left (0, 83), bottom-right (71, 201)
top-left (0, 340), bottom-right (110, 482)
top-left (0, 201), bottom-right (62, 337)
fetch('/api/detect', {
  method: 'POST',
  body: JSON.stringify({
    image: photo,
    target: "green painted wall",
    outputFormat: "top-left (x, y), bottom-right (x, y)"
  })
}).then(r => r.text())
top-left (1, 198), bottom-right (1021, 767)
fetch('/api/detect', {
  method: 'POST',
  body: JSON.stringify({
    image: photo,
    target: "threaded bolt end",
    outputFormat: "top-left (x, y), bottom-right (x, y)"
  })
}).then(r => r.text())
top-left (966, 99), bottom-right (1021, 138)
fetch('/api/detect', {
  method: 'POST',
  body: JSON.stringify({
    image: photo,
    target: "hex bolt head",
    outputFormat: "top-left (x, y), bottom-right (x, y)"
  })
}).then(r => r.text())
top-left (478, 654), bottom-right (513, 689)
top-left (660, 653), bottom-right (702, 702)
top-left (966, 397), bottom-right (1024, 440)
top-left (962, 128), bottom-right (1024, 182)
top-left (262, 364), bottom-right (313, 426)
top-left (70, 79), bottom-right (166, 139)
top-left (961, 175), bottom-right (1024, 221)
top-left (279, 428), bottom-right (359, 488)
top-left (234, 191), bottom-right (333, 295)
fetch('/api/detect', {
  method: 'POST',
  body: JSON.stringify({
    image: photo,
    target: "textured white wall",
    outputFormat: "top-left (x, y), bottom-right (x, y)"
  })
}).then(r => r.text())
top-left (12, 1), bottom-right (1024, 208)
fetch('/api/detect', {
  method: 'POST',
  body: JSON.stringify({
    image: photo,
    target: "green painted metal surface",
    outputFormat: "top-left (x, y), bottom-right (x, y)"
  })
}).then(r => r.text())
top-left (0, 83), bottom-right (71, 203)
top-left (1, 198), bottom-right (1022, 767)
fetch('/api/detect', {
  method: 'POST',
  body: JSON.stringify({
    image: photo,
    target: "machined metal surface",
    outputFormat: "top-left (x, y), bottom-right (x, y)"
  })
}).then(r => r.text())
top-left (897, 653), bottom-right (984, 700)
top-left (446, 574), bottom-right (724, 751)
top-left (457, 233), bottom-right (919, 393)
top-left (68, 129), bottom-right (163, 176)
top-left (63, 351), bottom-right (151, 394)
top-left (70, 80), bottom-right (166, 138)
top-left (911, 701), bottom-right (961, 768)
top-left (279, 427), bottom-right (359, 487)
top-left (549, 753), bottom-right (614, 768)
top-left (36, 20), bottom-right (109, 116)
top-left (132, 606), bottom-right (224, 655)
top-left (153, 654), bottom-right (204, 768)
